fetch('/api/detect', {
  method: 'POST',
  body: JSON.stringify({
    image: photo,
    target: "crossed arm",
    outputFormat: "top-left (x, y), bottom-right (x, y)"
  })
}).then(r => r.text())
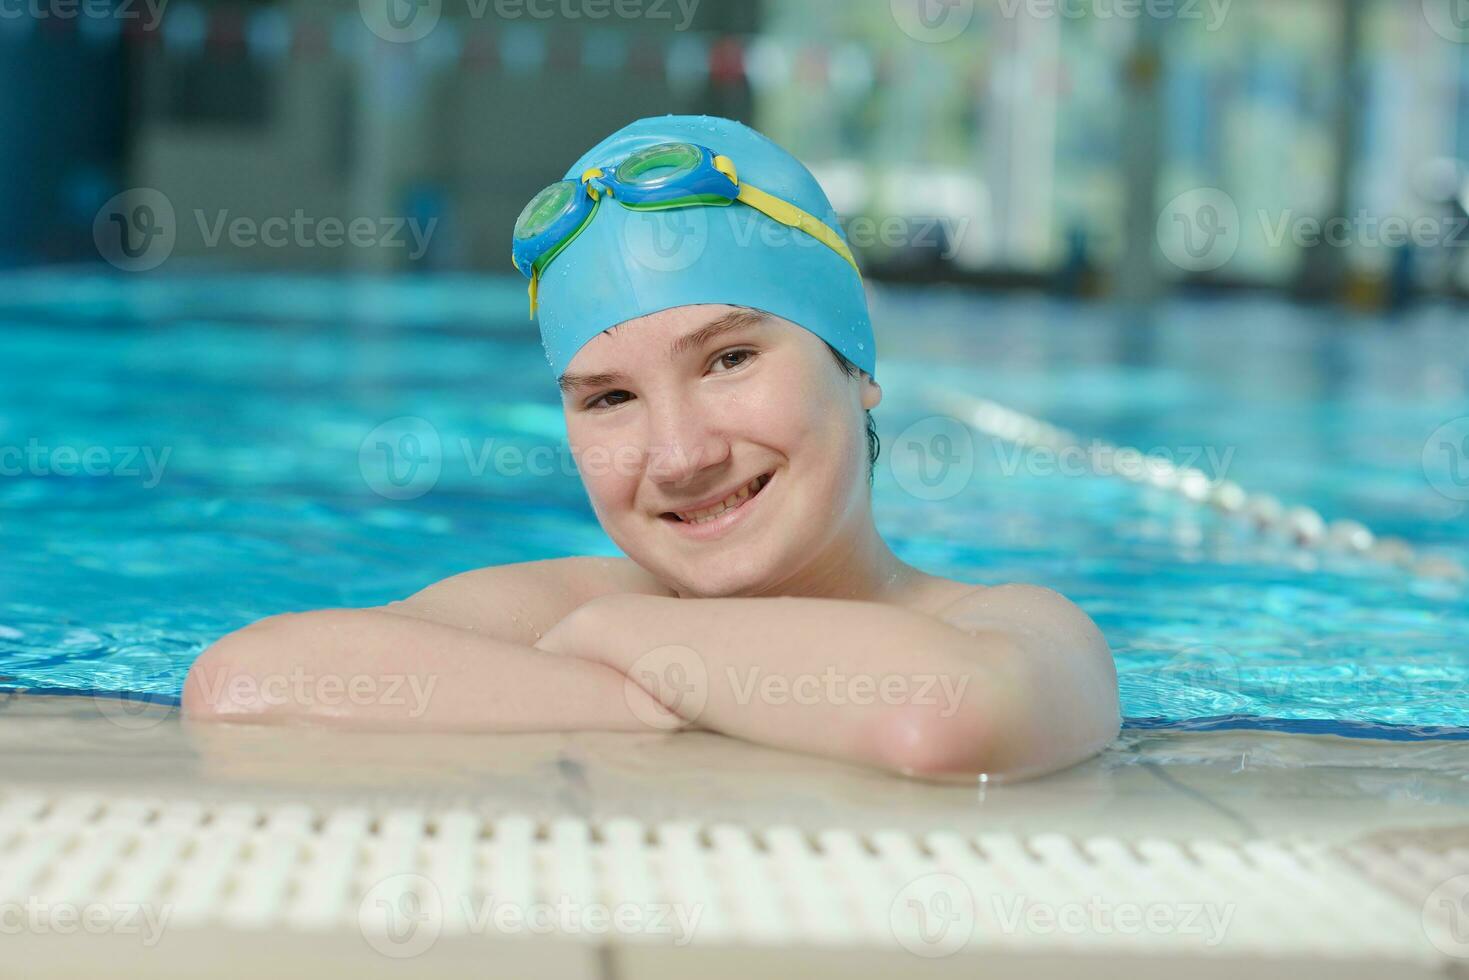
top-left (182, 559), bottom-right (1120, 779)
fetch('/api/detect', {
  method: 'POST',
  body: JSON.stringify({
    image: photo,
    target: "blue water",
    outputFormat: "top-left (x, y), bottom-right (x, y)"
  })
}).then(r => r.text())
top-left (1, 270), bottom-right (1466, 739)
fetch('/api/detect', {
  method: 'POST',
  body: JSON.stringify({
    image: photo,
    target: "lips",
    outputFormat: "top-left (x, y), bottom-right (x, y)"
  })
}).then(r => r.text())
top-left (661, 472), bottom-right (772, 525)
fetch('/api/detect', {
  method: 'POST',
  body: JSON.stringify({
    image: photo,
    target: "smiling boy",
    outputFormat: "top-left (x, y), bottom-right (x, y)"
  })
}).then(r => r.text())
top-left (183, 115), bottom-right (1119, 780)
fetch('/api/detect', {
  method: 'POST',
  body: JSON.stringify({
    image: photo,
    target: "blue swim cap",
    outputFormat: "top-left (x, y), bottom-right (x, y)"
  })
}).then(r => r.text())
top-left (527, 115), bottom-right (875, 381)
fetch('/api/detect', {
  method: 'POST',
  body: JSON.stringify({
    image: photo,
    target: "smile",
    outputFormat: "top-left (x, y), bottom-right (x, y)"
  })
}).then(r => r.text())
top-left (661, 472), bottom-right (773, 527)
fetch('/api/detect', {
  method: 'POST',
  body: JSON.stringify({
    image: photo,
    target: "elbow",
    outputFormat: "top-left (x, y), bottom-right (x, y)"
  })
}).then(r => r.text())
top-left (181, 614), bottom-right (299, 722)
top-left (866, 701), bottom-right (997, 779)
top-left (863, 668), bottom-right (1121, 781)
top-left (866, 701), bottom-right (1116, 781)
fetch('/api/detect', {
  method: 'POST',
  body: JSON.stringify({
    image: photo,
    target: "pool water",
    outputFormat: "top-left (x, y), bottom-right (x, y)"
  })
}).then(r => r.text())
top-left (1, 271), bottom-right (1466, 739)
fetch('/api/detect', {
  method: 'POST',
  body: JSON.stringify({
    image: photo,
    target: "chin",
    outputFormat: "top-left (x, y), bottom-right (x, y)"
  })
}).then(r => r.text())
top-left (644, 546), bottom-right (783, 598)
top-left (672, 561), bottom-right (765, 598)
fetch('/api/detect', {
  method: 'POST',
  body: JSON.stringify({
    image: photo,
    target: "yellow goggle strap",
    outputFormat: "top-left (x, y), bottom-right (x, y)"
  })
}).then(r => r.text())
top-left (735, 181), bottom-right (861, 275)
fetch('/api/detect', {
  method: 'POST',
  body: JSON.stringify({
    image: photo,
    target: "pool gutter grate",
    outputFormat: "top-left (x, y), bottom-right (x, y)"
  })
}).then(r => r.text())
top-left (0, 789), bottom-right (1459, 968)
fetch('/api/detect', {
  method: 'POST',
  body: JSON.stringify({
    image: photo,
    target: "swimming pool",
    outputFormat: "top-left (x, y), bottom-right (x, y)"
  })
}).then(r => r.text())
top-left (1, 269), bottom-right (1465, 739)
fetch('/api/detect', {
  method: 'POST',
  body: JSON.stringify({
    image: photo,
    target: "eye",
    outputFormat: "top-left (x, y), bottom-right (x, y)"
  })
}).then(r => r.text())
top-left (710, 348), bottom-right (757, 374)
top-left (585, 389), bottom-right (633, 411)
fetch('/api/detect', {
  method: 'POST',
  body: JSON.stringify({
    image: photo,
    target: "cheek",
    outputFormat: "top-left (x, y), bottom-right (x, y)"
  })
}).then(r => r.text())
top-left (568, 436), bottom-right (639, 512)
top-left (724, 364), bottom-right (836, 448)
top-left (724, 388), bottom-right (794, 444)
top-left (759, 375), bottom-right (863, 487)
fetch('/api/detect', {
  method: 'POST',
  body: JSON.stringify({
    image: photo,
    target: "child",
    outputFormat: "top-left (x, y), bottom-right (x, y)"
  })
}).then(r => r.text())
top-left (183, 115), bottom-right (1119, 781)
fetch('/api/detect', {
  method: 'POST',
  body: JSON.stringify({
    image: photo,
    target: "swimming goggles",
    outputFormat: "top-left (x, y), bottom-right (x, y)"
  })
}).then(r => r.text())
top-left (511, 141), bottom-right (861, 318)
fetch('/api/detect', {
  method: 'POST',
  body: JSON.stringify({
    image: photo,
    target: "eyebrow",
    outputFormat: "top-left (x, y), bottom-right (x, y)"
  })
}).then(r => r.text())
top-left (556, 308), bottom-right (770, 395)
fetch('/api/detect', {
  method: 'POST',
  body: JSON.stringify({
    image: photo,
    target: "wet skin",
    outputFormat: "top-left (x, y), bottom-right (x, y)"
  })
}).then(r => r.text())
top-left (183, 306), bottom-right (1120, 780)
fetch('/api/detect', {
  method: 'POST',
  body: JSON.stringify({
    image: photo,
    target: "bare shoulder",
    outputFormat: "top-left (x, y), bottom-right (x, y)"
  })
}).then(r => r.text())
top-left (382, 556), bottom-right (674, 641)
top-left (931, 582), bottom-right (1118, 743)
top-left (925, 581), bottom-right (1120, 776)
top-left (930, 582), bottom-right (1110, 655)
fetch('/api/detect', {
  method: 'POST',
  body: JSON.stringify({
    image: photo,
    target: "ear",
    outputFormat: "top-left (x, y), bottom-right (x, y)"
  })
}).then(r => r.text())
top-left (859, 374), bottom-right (883, 411)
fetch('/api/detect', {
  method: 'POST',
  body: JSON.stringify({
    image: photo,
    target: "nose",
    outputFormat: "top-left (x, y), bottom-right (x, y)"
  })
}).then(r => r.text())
top-left (643, 390), bottom-right (731, 487)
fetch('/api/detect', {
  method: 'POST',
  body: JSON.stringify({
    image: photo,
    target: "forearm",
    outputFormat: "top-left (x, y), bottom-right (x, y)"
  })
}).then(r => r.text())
top-left (182, 608), bottom-right (669, 732)
top-left (545, 594), bottom-right (1009, 772)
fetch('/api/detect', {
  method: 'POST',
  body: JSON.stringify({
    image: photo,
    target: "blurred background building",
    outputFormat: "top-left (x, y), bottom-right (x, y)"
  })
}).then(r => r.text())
top-left (2, 0), bottom-right (1468, 308)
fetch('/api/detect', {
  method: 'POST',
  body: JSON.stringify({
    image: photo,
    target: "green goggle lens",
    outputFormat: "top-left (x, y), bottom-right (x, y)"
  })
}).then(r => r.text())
top-left (614, 142), bottom-right (702, 188)
top-left (515, 181), bottom-right (579, 240)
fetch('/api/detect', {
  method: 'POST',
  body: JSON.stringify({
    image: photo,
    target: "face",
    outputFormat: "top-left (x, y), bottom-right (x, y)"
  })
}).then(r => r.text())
top-left (559, 304), bottom-right (882, 598)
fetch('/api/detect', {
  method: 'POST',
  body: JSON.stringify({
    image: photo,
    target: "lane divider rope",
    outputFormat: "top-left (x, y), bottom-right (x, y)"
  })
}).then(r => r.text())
top-left (927, 390), bottom-right (1467, 583)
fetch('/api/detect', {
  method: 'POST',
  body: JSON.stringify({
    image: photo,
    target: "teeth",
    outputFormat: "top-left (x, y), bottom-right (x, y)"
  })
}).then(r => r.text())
top-left (677, 475), bottom-right (765, 524)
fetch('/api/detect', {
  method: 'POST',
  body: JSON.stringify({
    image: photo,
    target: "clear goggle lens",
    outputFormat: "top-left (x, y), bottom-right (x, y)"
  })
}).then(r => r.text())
top-left (514, 180), bottom-right (580, 240)
top-left (613, 142), bottom-right (703, 189)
